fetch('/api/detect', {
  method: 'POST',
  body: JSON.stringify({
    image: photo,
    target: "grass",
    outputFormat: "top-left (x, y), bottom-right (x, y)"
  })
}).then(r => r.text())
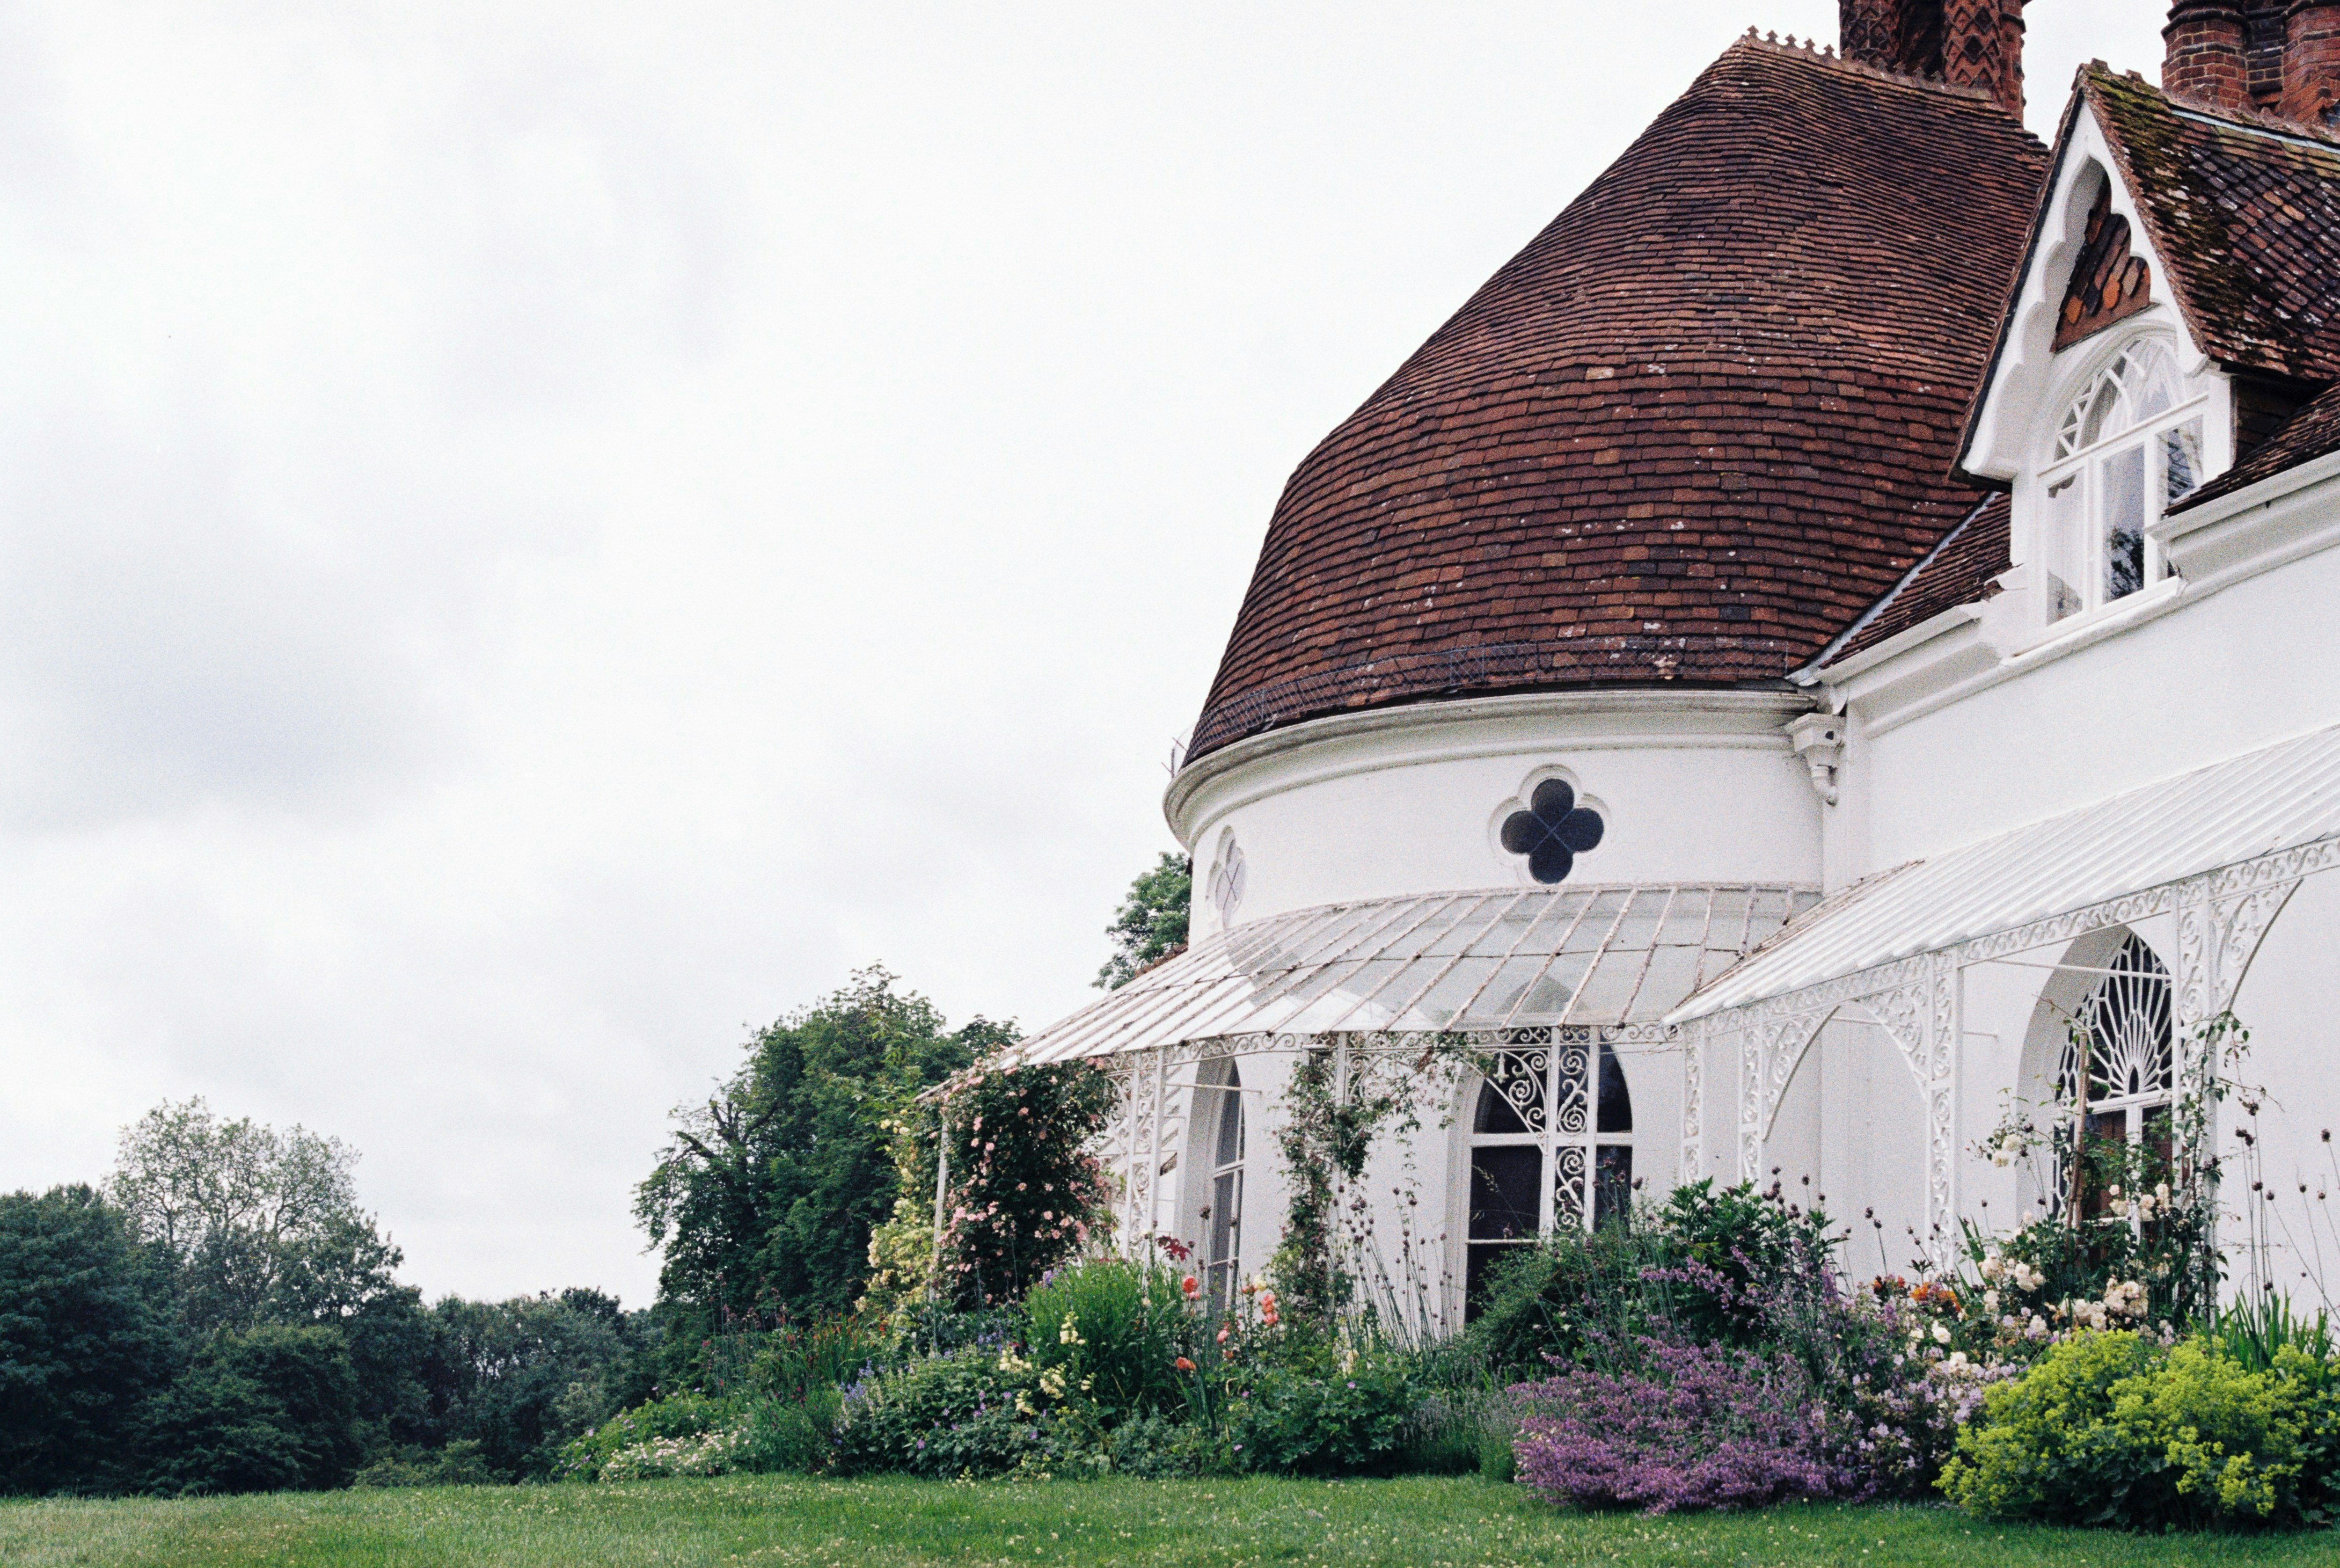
top-left (1, 1475), bottom-right (2333, 1567)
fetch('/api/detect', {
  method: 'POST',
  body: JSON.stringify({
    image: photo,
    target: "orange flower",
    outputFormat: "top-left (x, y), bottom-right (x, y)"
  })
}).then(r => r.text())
top-left (1175, 1356), bottom-right (1196, 1372)
top-left (1181, 1275), bottom-right (1199, 1299)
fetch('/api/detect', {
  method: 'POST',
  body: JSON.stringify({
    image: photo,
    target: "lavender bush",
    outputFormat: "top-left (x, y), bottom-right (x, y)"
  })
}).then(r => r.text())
top-left (1511, 1339), bottom-right (1839, 1513)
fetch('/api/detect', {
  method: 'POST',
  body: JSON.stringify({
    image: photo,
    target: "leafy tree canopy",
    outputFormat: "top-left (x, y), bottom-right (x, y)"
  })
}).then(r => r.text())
top-left (1096, 851), bottom-right (1191, 989)
top-left (106, 1098), bottom-right (372, 1337)
top-left (0, 1186), bottom-right (179, 1495)
top-left (636, 968), bottom-right (1014, 1361)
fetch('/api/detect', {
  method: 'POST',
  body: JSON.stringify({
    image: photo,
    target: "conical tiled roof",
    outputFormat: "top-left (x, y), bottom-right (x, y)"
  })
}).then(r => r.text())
top-left (1187, 36), bottom-right (2048, 760)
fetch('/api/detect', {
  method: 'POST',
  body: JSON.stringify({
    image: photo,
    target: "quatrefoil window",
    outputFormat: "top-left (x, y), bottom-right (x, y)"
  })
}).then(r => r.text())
top-left (1500, 780), bottom-right (1604, 884)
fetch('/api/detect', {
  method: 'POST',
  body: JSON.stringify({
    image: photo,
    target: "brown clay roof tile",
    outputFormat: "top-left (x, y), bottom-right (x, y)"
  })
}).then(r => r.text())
top-left (1825, 493), bottom-right (2011, 662)
top-left (1188, 37), bottom-right (2046, 759)
top-left (2086, 67), bottom-right (2340, 383)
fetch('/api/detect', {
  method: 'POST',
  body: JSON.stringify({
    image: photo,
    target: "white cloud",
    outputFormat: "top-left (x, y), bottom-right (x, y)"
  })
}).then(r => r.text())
top-left (0, 1), bottom-right (2170, 1304)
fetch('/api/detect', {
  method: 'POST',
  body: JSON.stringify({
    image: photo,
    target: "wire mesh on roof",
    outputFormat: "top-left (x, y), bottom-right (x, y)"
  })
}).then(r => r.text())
top-left (1002, 884), bottom-right (1820, 1067)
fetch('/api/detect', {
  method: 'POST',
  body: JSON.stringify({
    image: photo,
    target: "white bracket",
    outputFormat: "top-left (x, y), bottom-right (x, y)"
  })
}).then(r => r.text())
top-left (1786, 712), bottom-right (1845, 806)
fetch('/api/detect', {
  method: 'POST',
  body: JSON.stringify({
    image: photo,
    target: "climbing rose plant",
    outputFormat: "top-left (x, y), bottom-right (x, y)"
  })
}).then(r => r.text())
top-left (936, 1060), bottom-right (1118, 1307)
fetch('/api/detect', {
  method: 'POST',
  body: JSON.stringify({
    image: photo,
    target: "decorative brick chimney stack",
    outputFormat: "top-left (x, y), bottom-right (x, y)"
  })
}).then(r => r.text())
top-left (1840, 0), bottom-right (1905, 67)
top-left (1839, 1), bottom-right (2024, 114)
top-left (1943, 0), bottom-right (2026, 114)
top-left (2281, 0), bottom-right (2340, 123)
top-left (2165, 1), bottom-right (2252, 109)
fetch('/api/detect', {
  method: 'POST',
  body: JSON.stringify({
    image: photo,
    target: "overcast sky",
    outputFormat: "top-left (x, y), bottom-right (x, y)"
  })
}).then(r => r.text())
top-left (0, 2), bottom-right (2165, 1306)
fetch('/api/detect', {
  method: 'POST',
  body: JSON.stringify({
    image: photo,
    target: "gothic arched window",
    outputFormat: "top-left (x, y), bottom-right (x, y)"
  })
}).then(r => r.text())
top-left (2053, 932), bottom-right (2174, 1213)
top-left (1463, 1031), bottom-right (1632, 1313)
top-left (2041, 337), bottom-right (2204, 622)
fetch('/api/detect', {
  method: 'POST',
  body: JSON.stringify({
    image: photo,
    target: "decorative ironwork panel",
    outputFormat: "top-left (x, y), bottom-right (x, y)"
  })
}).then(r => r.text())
top-left (1552, 1144), bottom-right (1588, 1231)
top-left (1553, 1035), bottom-right (1592, 1136)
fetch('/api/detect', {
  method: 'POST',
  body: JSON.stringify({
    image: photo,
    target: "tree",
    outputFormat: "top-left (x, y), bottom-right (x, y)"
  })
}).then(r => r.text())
top-left (0, 1186), bottom-right (179, 1495)
top-left (106, 1099), bottom-right (368, 1337)
top-left (635, 968), bottom-right (1013, 1359)
top-left (137, 1324), bottom-right (364, 1495)
top-left (269, 1213), bottom-right (438, 1454)
top-left (1095, 851), bottom-right (1191, 988)
top-left (424, 1290), bottom-right (651, 1479)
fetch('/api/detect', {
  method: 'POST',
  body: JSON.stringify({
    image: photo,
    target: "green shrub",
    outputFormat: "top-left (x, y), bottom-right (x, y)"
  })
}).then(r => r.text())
top-left (832, 1345), bottom-right (1057, 1477)
top-left (350, 1439), bottom-right (497, 1488)
top-left (1941, 1332), bottom-right (2340, 1530)
top-left (555, 1392), bottom-right (738, 1481)
top-left (752, 1314), bottom-right (892, 1405)
top-left (1653, 1180), bottom-right (1835, 1347)
top-left (1465, 1222), bottom-right (1670, 1376)
top-left (1022, 1259), bottom-right (1189, 1422)
top-left (1097, 1413), bottom-right (1220, 1478)
top-left (1223, 1352), bottom-right (1422, 1476)
top-left (739, 1388), bottom-right (844, 1474)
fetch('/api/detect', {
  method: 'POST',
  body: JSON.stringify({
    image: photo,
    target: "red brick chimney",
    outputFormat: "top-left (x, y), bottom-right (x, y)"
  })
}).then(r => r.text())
top-left (1840, 0), bottom-right (1904, 68)
top-left (2165, 2), bottom-right (2252, 109)
top-left (2281, 0), bottom-right (2340, 123)
top-left (1839, 1), bottom-right (2025, 114)
top-left (1943, 0), bottom-right (2026, 115)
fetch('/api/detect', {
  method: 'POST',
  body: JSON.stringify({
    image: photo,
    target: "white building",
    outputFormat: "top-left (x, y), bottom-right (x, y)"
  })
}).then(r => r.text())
top-left (1003, 1), bottom-right (2340, 1327)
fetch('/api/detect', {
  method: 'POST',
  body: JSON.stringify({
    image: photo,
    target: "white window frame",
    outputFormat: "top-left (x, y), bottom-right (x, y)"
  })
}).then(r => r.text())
top-left (1462, 1029), bottom-right (1635, 1305)
top-left (2033, 333), bottom-right (2211, 627)
top-left (1199, 1062), bottom-right (1245, 1308)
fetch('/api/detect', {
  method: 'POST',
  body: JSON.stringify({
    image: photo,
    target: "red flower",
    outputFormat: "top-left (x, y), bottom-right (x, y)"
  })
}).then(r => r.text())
top-left (1175, 1357), bottom-right (1196, 1372)
top-left (1181, 1275), bottom-right (1199, 1299)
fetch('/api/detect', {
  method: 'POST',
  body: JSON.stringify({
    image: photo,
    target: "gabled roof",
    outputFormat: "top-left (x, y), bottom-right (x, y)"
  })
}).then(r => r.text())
top-left (1184, 37), bottom-right (2047, 761)
top-left (2086, 68), bottom-right (2340, 383)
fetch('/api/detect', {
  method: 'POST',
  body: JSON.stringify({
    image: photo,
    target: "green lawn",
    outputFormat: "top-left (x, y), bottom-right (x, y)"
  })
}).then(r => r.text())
top-left (2, 1476), bottom-right (2332, 1568)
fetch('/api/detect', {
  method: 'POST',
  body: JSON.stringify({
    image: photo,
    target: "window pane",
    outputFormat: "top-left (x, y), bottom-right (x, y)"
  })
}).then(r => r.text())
top-left (2045, 474), bottom-right (2083, 622)
top-left (1214, 1067), bottom-right (1244, 1167)
top-left (1596, 1044), bottom-right (1633, 1133)
top-left (2103, 445), bottom-right (2146, 601)
top-left (1208, 1169), bottom-right (1240, 1274)
top-left (1469, 1146), bottom-right (1542, 1241)
top-left (2079, 374), bottom-right (2125, 447)
top-left (1474, 1052), bottom-right (1546, 1134)
top-left (1593, 1145), bottom-right (1633, 1231)
top-left (2164, 417), bottom-right (2203, 503)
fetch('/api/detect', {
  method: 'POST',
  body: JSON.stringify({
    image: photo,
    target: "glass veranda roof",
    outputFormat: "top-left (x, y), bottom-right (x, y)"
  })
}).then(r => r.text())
top-left (1000, 884), bottom-right (1820, 1067)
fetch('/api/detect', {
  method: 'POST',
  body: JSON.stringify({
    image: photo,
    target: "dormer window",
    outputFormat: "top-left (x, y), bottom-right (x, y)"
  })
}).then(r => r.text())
top-left (2040, 337), bottom-right (2205, 623)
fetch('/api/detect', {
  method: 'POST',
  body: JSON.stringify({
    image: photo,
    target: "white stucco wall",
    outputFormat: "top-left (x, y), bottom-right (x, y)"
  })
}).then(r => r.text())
top-left (1838, 534), bottom-right (2340, 879)
top-left (1168, 689), bottom-right (1822, 936)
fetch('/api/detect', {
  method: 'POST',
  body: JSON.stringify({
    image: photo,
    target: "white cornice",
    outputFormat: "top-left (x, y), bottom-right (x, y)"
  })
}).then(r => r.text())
top-left (2155, 448), bottom-right (2340, 593)
top-left (1163, 688), bottom-right (1814, 846)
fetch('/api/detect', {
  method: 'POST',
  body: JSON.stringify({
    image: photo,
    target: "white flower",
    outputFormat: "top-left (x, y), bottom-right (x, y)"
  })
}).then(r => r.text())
top-left (1983, 1289), bottom-right (2000, 1313)
top-left (1931, 1322), bottom-right (1952, 1345)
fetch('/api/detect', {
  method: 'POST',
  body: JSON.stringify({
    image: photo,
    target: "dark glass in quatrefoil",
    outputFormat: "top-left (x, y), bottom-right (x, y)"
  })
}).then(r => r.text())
top-left (1500, 778), bottom-right (1604, 884)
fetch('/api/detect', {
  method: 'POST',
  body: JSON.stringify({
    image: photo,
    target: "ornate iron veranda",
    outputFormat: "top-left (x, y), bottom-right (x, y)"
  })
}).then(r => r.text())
top-left (995, 882), bottom-right (1820, 1251)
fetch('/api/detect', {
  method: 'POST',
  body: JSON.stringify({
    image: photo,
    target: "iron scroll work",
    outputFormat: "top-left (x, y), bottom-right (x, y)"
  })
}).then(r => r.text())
top-left (1680, 839), bottom-right (2334, 1250)
top-left (1093, 1022), bottom-right (1674, 1266)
